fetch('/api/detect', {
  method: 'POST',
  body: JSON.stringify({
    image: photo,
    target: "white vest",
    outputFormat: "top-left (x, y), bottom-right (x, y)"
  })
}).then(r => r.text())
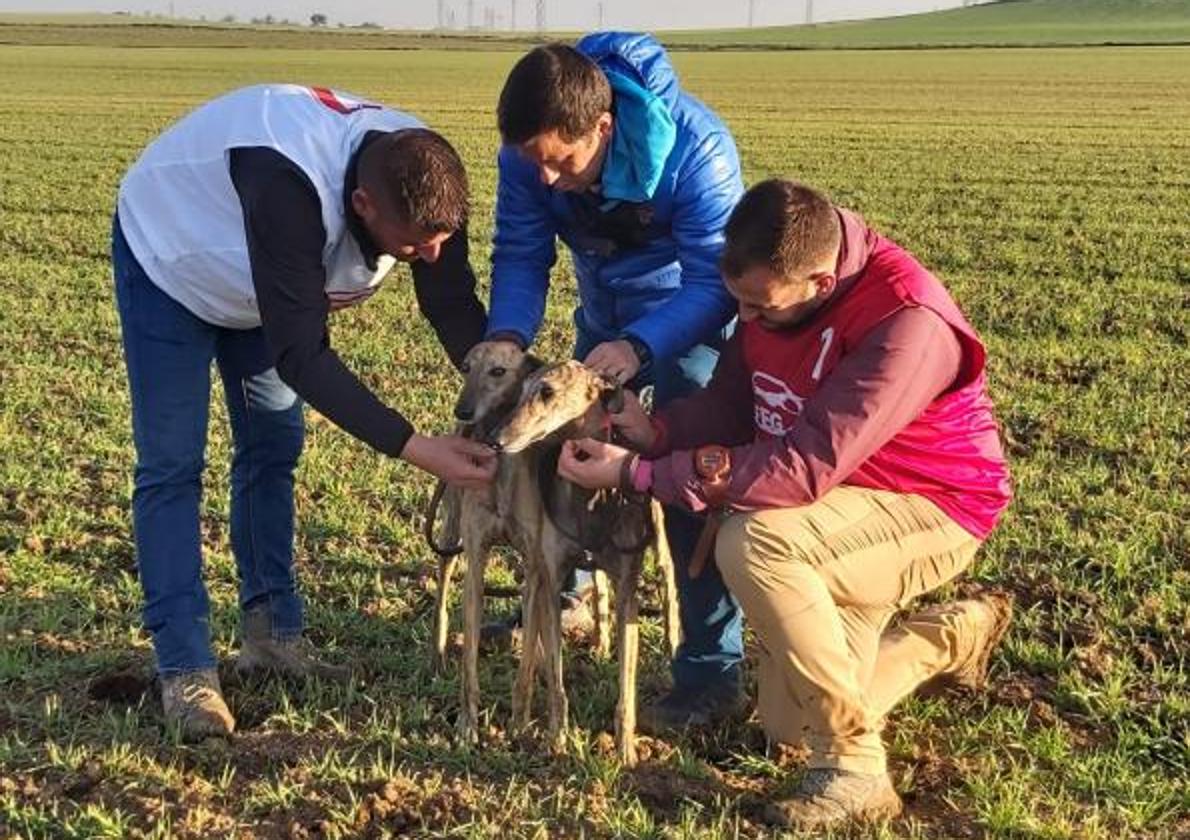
top-left (117, 84), bottom-right (421, 328)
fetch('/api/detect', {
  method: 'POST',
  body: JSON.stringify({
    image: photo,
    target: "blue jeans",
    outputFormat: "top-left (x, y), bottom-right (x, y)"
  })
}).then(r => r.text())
top-left (113, 216), bottom-right (305, 676)
top-left (574, 318), bottom-right (744, 691)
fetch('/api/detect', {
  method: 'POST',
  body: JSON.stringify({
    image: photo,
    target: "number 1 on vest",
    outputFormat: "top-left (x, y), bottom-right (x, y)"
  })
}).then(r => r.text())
top-left (811, 327), bottom-right (835, 381)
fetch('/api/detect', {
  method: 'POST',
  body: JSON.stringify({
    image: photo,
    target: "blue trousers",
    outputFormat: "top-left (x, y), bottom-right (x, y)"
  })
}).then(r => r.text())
top-left (113, 217), bottom-right (305, 675)
top-left (574, 320), bottom-right (743, 691)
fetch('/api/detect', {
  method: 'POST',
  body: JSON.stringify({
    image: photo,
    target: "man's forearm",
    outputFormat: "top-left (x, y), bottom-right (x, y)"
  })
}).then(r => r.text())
top-left (624, 277), bottom-right (735, 367)
top-left (275, 342), bottom-right (414, 457)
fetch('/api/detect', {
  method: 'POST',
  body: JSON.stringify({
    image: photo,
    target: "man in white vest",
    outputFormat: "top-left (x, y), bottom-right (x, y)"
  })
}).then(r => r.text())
top-left (114, 84), bottom-right (495, 740)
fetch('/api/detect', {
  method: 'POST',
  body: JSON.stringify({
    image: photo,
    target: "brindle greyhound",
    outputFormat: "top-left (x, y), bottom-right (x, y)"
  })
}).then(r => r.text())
top-left (433, 343), bottom-right (677, 765)
top-left (425, 340), bottom-right (537, 673)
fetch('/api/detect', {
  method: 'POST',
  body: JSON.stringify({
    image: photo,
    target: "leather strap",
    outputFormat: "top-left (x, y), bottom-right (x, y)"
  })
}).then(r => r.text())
top-left (688, 445), bottom-right (731, 578)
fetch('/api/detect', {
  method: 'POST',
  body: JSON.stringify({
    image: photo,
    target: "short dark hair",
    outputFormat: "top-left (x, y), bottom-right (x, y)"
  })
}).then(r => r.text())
top-left (497, 44), bottom-right (612, 145)
top-left (357, 128), bottom-right (469, 233)
top-left (721, 180), bottom-right (842, 281)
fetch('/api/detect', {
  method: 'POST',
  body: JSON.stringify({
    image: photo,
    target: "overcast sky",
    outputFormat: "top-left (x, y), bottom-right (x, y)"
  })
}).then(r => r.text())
top-left (0, 1), bottom-right (984, 30)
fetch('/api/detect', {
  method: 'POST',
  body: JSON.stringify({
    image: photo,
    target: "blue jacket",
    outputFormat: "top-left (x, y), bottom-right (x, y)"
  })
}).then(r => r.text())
top-left (487, 32), bottom-right (743, 363)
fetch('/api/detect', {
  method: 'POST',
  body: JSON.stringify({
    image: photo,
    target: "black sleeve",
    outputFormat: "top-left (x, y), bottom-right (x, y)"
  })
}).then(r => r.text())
top-left (229, 146), bottom-right (414, 456)
top-left (410, 224), bottom-right (488, 369)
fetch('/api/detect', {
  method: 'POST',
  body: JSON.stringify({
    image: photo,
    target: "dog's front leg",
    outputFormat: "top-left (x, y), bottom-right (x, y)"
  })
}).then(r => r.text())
top-left (652, 500), bottom-right (682, 658)
top-left (538, 553), bottom-right (568, 751)
top-left (433, 553), bottom-right (460, 673)
top-left (593, 569), bottom-right (612, 658)
top-left (613, 555), bottom-right (642, 767)
top-left (458, 543), bottom-right (487, 745)
top-left (511, 565), bottom-right (543, 733)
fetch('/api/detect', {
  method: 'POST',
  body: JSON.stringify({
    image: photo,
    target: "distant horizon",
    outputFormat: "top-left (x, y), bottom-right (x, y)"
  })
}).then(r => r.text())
top-left (0, 1), bottom-right (995, 32)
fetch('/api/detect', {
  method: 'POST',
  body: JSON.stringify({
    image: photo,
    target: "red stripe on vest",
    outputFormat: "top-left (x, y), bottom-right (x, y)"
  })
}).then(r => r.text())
top-left (311, 86), bottom-right (352, 114)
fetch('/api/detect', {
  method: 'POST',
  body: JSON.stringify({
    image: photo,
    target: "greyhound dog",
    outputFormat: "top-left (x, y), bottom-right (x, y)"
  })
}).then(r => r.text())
top-left (426, 341), bottom-right (538, 673)
top-left (435, 343), bottom-right (674, 765)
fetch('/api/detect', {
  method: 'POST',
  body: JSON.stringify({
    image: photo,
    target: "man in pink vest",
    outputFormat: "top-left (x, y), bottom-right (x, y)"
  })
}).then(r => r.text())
top-left (558, 179), bottom-right (1014, 830)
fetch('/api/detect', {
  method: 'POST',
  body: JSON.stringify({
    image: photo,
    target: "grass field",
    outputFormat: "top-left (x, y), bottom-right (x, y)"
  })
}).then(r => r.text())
top-left (0, 19), bottom-right (1188, 840)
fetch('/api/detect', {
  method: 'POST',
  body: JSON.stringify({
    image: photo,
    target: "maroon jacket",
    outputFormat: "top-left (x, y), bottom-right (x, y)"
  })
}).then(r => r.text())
top-left (642, 208), bottom-right (1011, 538)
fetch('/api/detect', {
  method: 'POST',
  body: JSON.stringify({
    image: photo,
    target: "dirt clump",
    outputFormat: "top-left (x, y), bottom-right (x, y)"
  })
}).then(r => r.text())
top-left (88, 668), bottom-right (153, 704)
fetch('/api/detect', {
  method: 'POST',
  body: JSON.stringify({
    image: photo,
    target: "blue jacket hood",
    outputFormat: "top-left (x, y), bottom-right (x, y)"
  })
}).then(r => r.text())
top-left (576, 32), bottom-right (679, 112)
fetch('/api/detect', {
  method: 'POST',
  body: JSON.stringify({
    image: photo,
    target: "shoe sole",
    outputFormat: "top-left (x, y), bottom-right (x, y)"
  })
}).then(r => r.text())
top-left (763, 790), bottom-right (902, 829)
top-left (171, 720), bottom-right (236, 741)
top-left (163, 706), bottom-right (236, 741)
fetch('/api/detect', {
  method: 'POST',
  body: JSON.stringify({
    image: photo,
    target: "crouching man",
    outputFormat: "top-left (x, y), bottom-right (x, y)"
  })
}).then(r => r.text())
top-left (558, 180), bottom-right (1014, 830)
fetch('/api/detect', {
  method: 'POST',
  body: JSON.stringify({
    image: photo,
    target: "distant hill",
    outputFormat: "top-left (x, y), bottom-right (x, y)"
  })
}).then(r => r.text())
top-left (661, 0), bottom-right (1190, 49)
top-left (1, 1), bottom-right (1188, 50)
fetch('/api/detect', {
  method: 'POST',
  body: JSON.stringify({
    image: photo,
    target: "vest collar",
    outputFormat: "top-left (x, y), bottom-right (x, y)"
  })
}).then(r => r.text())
top-left (343, 130), bottom-right (385, 271)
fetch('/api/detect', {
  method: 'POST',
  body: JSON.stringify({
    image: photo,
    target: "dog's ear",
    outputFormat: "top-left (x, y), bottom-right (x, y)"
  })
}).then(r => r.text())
top-left (600, 382), bottom-right (625, 414)
top-left (521, 354), bottom-right (545, 375)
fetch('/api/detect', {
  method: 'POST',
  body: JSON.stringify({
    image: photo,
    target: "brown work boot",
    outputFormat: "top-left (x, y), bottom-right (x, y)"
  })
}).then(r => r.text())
top-left (765, 768), bottom-right (902, 830)
top-left (161, 669), bottom-right (235, 741)
top-left (923, 591), bottom-right (1014, 694)
top-left (236, 607), bottom-right (349, 681)
top-left (638, 679), bottom-right (744, 735)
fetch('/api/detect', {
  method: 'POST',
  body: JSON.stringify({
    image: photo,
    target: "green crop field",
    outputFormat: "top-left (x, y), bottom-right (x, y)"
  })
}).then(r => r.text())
top-left (1, 10), bottom-right (1188, 840)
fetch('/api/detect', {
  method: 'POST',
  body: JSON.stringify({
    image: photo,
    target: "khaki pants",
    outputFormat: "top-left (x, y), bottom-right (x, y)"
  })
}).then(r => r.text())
top-left (715, 485), bottom-right (981, 775)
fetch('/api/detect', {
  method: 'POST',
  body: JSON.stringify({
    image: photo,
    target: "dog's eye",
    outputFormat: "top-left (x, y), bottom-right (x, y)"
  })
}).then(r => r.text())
top-left (539, 383), bottom-right (554, 402)
top-left (489, 367), bottom-right (506, 378)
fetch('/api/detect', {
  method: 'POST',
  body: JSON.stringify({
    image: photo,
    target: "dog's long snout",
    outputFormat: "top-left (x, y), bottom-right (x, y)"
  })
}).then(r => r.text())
top-left (478, 422), bottom-right (505, 450)
top-left (455, 405), bottom-right (475, 423)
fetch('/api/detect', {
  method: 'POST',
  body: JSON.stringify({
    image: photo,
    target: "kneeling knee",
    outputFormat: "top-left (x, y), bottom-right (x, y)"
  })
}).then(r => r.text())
top-left (715, 513), bottom-right (807, 588)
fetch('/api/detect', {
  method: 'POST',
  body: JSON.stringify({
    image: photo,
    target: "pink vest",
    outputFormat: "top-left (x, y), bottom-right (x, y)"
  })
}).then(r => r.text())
top-left (742, 236), bottom-right (1012, 538)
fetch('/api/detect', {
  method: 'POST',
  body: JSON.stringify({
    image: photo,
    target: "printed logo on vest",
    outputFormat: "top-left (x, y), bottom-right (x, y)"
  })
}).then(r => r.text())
top-left (309, 86), bottom-right (381, 115)
top-left (752, 371), bottom-right (805, 436)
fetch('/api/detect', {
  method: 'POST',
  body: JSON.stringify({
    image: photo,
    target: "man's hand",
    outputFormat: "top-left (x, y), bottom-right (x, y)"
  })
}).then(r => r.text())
top-left (584, 339), bottom-right (641, 384)
top-left (608, 390), bottom-right (657, 451)
top-left (557, 438), bottom-right (632, 490)
top-left (401, 433), bottom-right (497, 488)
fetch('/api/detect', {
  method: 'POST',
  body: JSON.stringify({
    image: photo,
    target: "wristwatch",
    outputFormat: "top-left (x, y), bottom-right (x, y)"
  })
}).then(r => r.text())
top-left (689, 444), bottom-right (731, 579)
top-left (694, 445), bottom-right (731, 508)
top-left (621, 334), bottom-right (653, 368)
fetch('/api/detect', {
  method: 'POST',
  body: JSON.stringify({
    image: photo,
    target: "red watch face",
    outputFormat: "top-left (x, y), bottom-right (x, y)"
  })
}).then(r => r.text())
top-left (695, 445), bottom-right (730, 481)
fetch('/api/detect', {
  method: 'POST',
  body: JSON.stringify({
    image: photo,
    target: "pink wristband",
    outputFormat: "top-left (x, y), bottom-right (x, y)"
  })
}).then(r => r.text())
top-left (631, 458), bottom-right (654, 494)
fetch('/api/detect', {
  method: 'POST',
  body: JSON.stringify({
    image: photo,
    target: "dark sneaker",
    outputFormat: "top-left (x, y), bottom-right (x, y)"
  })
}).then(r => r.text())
top-left (638, 680), bottom-right (743, 734)
top-left (922, 591), bottom-right (1014, 695)
top-left (479, 594), bottom-right (596, 653)
top-left (236, 607), bottom-right (349, 681)
top-left (478, 616), bottom-right (523, 653)
top-left (765, 768), bottom-right (902, 830)
top-left (161, 669), bottom-right (235, 740)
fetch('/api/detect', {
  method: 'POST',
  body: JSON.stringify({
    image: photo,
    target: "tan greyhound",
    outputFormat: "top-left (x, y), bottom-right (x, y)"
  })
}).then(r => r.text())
top-left (433, 345), bottom-right (679, 766)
